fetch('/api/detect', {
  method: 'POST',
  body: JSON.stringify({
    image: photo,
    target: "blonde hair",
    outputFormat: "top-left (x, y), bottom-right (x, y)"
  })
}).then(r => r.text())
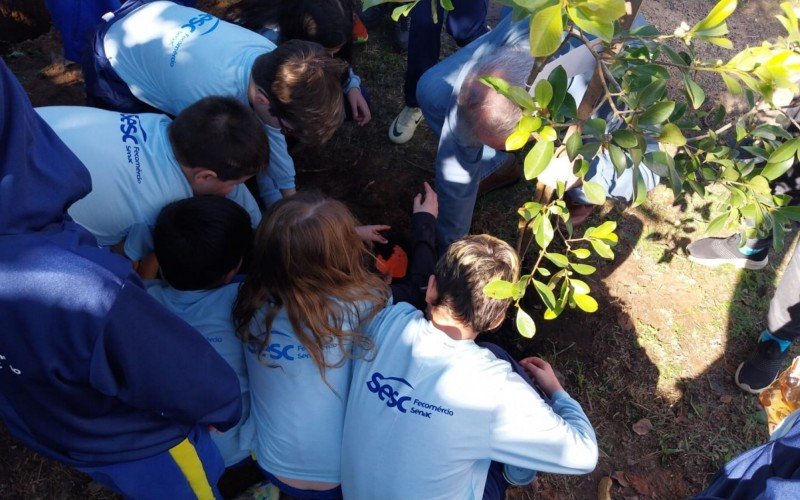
top-left (233, 192), bottom-right (390, 379)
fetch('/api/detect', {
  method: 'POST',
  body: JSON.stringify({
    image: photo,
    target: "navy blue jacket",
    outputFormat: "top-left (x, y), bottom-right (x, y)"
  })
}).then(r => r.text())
top-left (0, 59), bottom-right (241, 467)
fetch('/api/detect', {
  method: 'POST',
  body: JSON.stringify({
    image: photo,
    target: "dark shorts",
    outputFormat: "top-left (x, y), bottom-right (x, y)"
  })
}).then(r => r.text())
top-left (260, 469), bottom-right (343, 499)
top-left (81, 0), bottom-right (160, 113)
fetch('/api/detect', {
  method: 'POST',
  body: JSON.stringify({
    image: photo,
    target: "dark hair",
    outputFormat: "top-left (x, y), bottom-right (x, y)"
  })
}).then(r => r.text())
top-left (225, 0), bottom-right (354, 62)
top-left (252, 40), bottom-right (348, 145)
top-left (432, 235), bottom-right (520, 333)
top-left (169, 96), bottom-right (269, 181)
top-left (154, 197), bottom-right (253, 291)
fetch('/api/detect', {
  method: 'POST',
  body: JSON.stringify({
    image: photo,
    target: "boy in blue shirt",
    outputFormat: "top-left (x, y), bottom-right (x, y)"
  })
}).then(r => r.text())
top-left (341, 235), bottom-right (598, 499)
top-left (147, 196), bottom-right (254, 471)
top-left (0, 58), bottom-right (241, 499)
top-left (83, 0), bottom-right (350, 206)
top-left (35, 96), bottom-right (266, 265)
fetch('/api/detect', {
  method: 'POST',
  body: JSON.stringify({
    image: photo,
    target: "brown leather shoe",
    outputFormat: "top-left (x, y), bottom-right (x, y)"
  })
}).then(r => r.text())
top-left (565, 197), bottom-right (597, 226)
top-left (477, 155), bottom-right (521, 197)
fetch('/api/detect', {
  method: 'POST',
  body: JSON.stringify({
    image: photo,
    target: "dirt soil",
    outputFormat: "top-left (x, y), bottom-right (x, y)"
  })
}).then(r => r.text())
top-left (0, 0), bottom-right (793, 498)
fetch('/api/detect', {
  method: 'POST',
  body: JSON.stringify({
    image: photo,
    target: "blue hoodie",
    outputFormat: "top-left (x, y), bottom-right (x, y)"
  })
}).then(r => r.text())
top-left (0, 59), bottom-right (242, 467)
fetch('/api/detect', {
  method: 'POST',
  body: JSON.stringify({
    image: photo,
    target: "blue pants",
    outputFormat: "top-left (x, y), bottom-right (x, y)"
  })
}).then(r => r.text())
top-left (403, 0), bottom-right (490, 108)
top-left (417, 11), bottom-right (659, 249)
top-left (77, 426), bottom-right (225, 500)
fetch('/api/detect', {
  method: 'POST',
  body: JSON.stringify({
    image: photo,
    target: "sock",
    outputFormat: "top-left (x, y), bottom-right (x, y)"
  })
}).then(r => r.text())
top-left (759, 330), bottom-right (793, 352)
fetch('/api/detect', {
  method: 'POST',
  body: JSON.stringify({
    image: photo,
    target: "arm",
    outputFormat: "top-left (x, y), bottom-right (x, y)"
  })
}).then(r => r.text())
top-left (226, 183), bottom-right (263, 227)
top-left (89, 283), bottom-right (242, 431)
top-left (390, 183), bottom-right (438, 309)
top-left (257, 126), bottom-right (296, 206)
top-left (489, 359), bottom-right (598, 474)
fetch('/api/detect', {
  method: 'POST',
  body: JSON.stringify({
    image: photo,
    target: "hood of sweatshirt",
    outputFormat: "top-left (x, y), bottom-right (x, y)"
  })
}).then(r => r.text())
top-left (0, 59), bottom-right (92, 236)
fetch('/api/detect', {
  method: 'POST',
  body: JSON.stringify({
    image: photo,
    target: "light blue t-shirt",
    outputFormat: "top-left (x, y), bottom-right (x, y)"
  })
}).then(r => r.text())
top-left (341, 302), bottom-right (598, 500)
top-left (35, 106), bottom-right (261, 260)
top-left (103, 1), bottom-right (295, 205)
top-left (244, 305), bottom-right (357, 484)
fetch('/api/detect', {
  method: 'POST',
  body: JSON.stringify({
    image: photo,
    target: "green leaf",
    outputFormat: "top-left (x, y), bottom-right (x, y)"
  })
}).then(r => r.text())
top-left (590, 220), bottom-right (617, 239)
top-left (661, 44), bottom-right (687, 66)
top-left (571, 248), bottom-right (591, 259)
top-left (683, 75), bottom-right (706, 109)
top-left (692, 0), bottom-right (737, 34)
top-left (705, 212), bottom-right (729, 235)
top-left (483, 279), bottom-right (515, 299)
top-left (570, 262), bottom-right (597, 275)
top-left (533, 279), bottom-right (557, 310)
top-left (707, 36), bottom-right (733, 49)
top-left (440, 0), bottom-right (454, 10)
top-left (524, 140), bottom-right (555, 180)
top-left (537, 266), bottom-right (552, 276)
top-left (547, 66), bottom-right (568, 113)
top-left (659, 123), bottom-right (687, 147)
top-left (639, 101), bottom-right (676, 126)
top-left (511, 278), bottom-right (528, 301)
top-left (590, 239), bottom-right (614, 259)
top-left (573, 293), bottom-right (599, 312)
top-left (566, 132), bottom-right (583, 161)
top-left (529, 5), bottom-right (564, 57)
top-left (534, 213), bottom-right (555, 249)
top-left (612, 129), bottom-right (638, 148)
top-left (518, 115), bottom-right (543, 134)
top-left (584, 118), bottom-right (607, 138)
top-left (539, 125), bottom-right (558, 142)
top-left (390, 2), bottom-right (417, 21)
top-left (515, 307), bottom-right (536, 338)
top-left (609, 144), bottom-right (628, 175)
top-left (768, 138), bottom-right (800, 164)
top-left (582, 180), bottom-right (606, 205)
top-left (545, 252), bottom-right (569, 267)
top-left (631, 164), bottom-right (648, 207)
top-left (762, 156), bottom-right (795, 181)
top-left (505, 129), bottom-right (530, 151)
top-left (638, 79), bottom-right (667, 108)
top-left (721, 73), bottom-right (742, 95)
top-left (777, 206), bottom-right (800, 222)
top-left (534, 80), bottom-right (553, 108)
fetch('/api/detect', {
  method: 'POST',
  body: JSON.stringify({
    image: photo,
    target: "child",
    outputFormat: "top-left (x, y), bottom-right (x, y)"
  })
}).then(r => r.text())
top-left (233, 192), bottom-right (392, 497)
top-left (83, 0), bottom-right (349, 206)
top-left (224, 0), bottom-right (371, 125)
top-left (0, 58), bottom-right (240, 499)
top-left (35, 96), bottom-right (266, 263)
top-left (148, 196), bottom-right (254, 470)
top-left (340, 235), bottom-right (599, 499)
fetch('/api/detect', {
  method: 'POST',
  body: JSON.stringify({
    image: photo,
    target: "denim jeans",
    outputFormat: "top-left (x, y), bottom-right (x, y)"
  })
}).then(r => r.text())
top-left (769, 240), bottom-right (800, 341)
top-left (417, 12), bottom-right (659, 249)
top-left (403, 0), bottom-right (490, 108)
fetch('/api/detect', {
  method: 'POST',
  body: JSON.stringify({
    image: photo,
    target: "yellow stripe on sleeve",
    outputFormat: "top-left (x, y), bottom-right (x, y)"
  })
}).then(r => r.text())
top-left (168, 437), bottom-right (216, 500)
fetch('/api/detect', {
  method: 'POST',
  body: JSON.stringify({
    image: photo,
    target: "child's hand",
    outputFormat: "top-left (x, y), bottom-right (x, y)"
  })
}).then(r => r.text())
top-left (413, 182), bottom-right (438, 218)
top-left (519, 357), bottom-right (564, 398)
top-left (347, 88), bottom-right (371, 126)
top-left (356, 225), bottom-right (390, 244)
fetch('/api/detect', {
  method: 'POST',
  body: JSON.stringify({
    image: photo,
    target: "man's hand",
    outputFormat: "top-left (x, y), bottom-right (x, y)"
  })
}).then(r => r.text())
top-left (347, 88), bottom-right (371, 126)
top-left (413, 182), bottom-right (438, 218)
top-left (536, 154), bottom-right (580, 190)
top-left (519, 357), bottom-right (564, 398)
top-left (280, 187), bottom-right (297, 198)
top-left (356, 225), bottom-right (390, 244)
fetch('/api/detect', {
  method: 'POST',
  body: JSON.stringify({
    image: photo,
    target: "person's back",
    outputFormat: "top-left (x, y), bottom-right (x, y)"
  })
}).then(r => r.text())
top-left (342, 235), bottom-right (598, 499)
top-left (146, 196), bottom-right (255, 468)
top-left (35, 96), bottom-right (266, 261)
top-left (103, 0), bottom-right (272, 115)
top-left (0, 58), bottom-right (241, 498)
top-left (233, 192), bottom-right (390, 495)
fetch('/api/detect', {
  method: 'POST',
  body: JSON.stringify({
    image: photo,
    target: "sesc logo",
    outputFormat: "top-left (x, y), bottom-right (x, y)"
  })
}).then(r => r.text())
top-left (180, 13), bottom-right (220, 36)
top-left (367, 372), bottom-right (413, 413)
top-left (267, 331), bottom-right (296, 360)
top-left (119, 114), bottom-right (147, 145)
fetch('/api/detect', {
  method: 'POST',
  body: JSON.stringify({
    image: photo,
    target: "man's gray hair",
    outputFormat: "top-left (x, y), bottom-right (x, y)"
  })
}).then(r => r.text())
top-left (458, 46), bottom-right (535, 144)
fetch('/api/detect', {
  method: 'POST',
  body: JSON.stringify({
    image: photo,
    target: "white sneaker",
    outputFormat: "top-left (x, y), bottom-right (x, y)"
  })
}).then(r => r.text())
top-left (388, 106), bottom-right (423, 144)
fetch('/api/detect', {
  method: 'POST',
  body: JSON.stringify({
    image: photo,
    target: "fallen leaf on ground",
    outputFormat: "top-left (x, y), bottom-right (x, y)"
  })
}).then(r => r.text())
top-left (626, 473), bottom-right (652, 496)
top-left (597, 476), bottom-right (612, 500)
top-left (632, 418), bottom-right (653, 435)
top-left (611, 470), bottom-right (630, 487)
top-left (720, 395), bottom-right (733, 403)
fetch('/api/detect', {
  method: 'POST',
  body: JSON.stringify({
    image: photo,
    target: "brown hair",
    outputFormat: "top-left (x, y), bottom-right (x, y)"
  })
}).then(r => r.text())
top-left (233, 192), bottom-right (390, 379)
top-left (169, 96), bottom-right (269, 180)
top-left (432, 235), bottom-right (520, 332)
top-left (251, 40), bottom-right (349, 145)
